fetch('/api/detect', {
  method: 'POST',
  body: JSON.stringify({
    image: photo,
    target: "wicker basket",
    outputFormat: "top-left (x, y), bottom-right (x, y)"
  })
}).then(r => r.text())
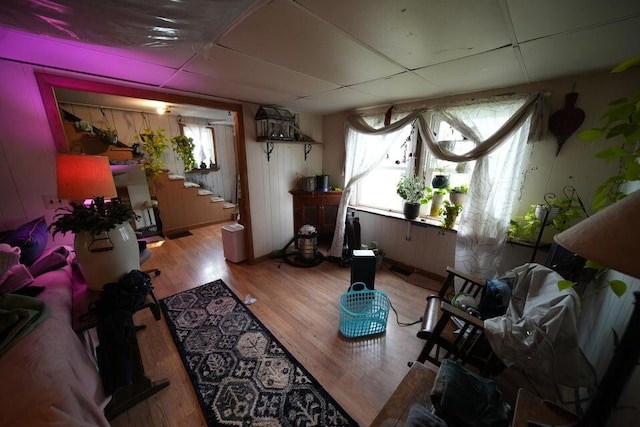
top-left (339, 282), bottom-right (390, 338)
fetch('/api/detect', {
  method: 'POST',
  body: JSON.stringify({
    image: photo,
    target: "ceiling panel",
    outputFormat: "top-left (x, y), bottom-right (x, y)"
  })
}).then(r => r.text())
top-left (280, 87), bottom-right (383, 114)
top-left (298, 0), bottom-right (512, 70)
top-left (350, 72), bottom-right (446, 103)
top-left (508, 0), bottom-right (640, 42)
top-left (185, 46), bottom-right (340, 97)
top-left (415, 47), bottom-right (525, 94)
top-left (0, 28), bottom-right (178, 85)
top-left (520, 18), bottom-right (640, 82)
top-left (217, 0), bottom-right (405, 86)
top-left (164, 71), bottom-right (296, 106)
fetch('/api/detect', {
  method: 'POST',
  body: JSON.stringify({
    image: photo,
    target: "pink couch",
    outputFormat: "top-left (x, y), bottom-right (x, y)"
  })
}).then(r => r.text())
top-left (0, 249), bottom-right (110, 426)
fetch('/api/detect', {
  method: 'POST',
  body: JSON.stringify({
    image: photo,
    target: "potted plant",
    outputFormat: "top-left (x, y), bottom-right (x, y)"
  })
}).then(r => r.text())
top-left (431, 167), bottom-right (450, 189)
top-left (396, 174), bottom-right (429, 219)
top-left (48, 197), bottom-right (140, 291)
top-left (170, 134), bottom-right (196, 172)
top-left (430, 188), bottom-right (448, 217)
top-left (441, 201), bottom-right (463, 229)
top-left (449, 184), bottom-right (468, 206)
top-left (136, 128), bottom-right (168, 176)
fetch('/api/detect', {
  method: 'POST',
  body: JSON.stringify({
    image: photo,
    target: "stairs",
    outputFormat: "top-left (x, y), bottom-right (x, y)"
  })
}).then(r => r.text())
top-left (153, 172), bottom-right (235, 234)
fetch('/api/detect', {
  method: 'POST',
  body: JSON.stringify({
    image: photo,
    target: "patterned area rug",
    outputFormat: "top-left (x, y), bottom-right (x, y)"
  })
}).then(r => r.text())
top-left (160, 280), bottom-right (357, 426)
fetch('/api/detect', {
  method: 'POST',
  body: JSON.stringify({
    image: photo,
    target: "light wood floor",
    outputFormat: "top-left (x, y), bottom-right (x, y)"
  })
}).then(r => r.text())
top-left (109, 222), bottom-right (442, 426)
top-left (110, 222), bottom-right (548, 426)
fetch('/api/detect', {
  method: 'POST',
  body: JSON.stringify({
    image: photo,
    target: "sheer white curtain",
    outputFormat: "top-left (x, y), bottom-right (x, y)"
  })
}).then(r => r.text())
top-left (328, 117), bottom-right (418, 258)
top-left (334, 94), bottom-right (547, 275)
top-left (436, 99), bottom-right (533, 278)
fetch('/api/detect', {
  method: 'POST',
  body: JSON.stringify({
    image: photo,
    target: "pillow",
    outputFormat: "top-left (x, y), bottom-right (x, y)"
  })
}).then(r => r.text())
top-left (0, 243), bottom-right (21, 278)
top-left (1, 217), bottom-right (48, 266)
top-left (0, 264), bottom-right (34, 294)
top-left (28, 246), bottom-right (69, 278)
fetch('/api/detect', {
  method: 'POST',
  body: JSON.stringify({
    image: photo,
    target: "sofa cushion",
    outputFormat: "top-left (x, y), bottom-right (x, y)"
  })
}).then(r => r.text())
top-left (1, 217), bottom-right (48, 266)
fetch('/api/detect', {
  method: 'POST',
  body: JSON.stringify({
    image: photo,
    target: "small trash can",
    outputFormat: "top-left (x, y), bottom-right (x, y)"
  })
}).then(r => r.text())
top-left (222, 223), bottom-right (246, 263)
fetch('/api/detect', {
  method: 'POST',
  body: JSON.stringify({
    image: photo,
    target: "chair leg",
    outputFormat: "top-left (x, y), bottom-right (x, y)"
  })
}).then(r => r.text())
top-left (417, 310), bottom-right (451, 365)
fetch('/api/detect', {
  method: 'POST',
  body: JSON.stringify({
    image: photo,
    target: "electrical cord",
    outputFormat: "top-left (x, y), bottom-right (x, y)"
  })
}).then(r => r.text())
top-left (387, 295), bottom-right (423, 327)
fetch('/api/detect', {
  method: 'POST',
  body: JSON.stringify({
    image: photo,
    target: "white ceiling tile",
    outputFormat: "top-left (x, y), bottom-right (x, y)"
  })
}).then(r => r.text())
top-left (185, 46), bottom-right (340, 97)
top-left (520, 18), bottom-right (640, 82)
top-left (350, 72), bottom-right (446, 103)
top-left (0, 28), bottom-right (177, 85)
top-left (508, 0), bottom-right (640, 42)
top-left (164, 71), bottom-right (296, 106)
top-left (280, 87), bottom-right (384, 114)
top-left (218, 0), bottom-right (405, 85)
top-left (298, 0), bottom-right (512, 69)
top-left (415, 47), bottom-right (525, 93)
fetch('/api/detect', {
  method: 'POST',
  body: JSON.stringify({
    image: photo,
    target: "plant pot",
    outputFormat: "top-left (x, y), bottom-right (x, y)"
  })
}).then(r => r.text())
top-left (444, 212), bottom-right (459, 228)
top-left (430, 193), bottom-right (446, 216)
top-left (432, 174), bottom-right (449, 189)
top-left (74, 222), bottom-right (140, 291)
top-left (403, 202), bottom-right (421, 219)
top-left (449, 192), bottom-right (466, 206)
top-left (535, 205), bottom-right (560, 225)
top-left (456, 162), bottom-right (470, 173)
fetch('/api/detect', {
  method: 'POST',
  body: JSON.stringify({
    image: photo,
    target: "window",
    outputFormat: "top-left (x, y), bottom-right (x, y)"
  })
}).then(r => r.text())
top-left (424, 118), bottom-right (476, 192)
top-left (353, 122), bottom-right (416, 211)
top-left (353, 117), bottom-right (475, 218)
top-left (180, 122), bottom-right (217, 169)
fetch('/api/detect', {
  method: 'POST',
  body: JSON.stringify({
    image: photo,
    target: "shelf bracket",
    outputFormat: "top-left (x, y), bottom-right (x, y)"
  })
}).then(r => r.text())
top-left (265, 141), bottom-right (275, 162)
top-left (304, 143), bottom-right (312, 161)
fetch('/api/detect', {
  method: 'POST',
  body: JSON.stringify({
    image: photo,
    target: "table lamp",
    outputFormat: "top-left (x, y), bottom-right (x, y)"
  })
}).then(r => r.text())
top-left (552, 190), bottom-right (640, 426)
top-left (56, 154), bottom-right (140, 290)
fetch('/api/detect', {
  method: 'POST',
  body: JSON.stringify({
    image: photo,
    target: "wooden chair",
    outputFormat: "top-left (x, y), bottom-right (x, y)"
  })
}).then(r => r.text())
top-left (415, 267), bottom-right (502, 376)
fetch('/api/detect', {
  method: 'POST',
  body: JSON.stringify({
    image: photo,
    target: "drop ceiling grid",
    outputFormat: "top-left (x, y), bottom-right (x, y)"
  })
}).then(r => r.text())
top-left (184, 45), bottom-right (340, 97)
top-left (414, 46), bottom-right (525, 93)
top-left (506, 0), bottom-right (640, 42)
top-left (348, 71), bottom-right (446, 103)
top-left (217, 0), bottom-right (405, 86)
top-left (518, 17), bottom-right (640, 82)
top-left (165, 71), bottom-right (297, 106)
top-left (297, 0), bottom-right (513, 70)
top-left (280, 86), bottom-right (384, 114)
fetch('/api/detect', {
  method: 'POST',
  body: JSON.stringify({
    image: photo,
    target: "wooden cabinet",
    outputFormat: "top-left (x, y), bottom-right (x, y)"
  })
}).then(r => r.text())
top-left (291, 190), bottom-right (342, 236)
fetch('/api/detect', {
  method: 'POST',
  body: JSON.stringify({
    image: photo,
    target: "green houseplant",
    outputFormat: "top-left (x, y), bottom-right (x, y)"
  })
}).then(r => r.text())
top-left (396, 175), bottom-right (430, 219)
top-left (578, 57), bottom-right (640, 210)
top-left (430, 188), bottom-right (448, 217)
top-left (441, 201), bottom-right (463, 229)
top-left (136, 128), bottom-right (168, 176)
top-left (557, 57), bottom-right (640, 297)
top-left (49, 197), bottom-right (137, 237)
top-left (48, 197), bottom-right (140, 291)
top-left (449, 184), bottom-right (468, 206)
top-left (170, 134), bottom-right (196, 172)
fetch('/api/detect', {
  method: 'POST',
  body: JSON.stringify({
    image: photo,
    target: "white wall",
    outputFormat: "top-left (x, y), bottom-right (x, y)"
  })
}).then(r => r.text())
top-left (243, 103), bottom-right (323, 258)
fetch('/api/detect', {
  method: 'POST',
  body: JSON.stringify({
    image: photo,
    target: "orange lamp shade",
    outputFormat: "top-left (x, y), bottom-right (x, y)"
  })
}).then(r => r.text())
top-left (56, 154), bottom-right (117, 200)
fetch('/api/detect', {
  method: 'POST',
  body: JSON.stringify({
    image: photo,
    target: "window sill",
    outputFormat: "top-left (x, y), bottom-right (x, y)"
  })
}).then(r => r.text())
top-left (348, 205), bottom-right (458, 232)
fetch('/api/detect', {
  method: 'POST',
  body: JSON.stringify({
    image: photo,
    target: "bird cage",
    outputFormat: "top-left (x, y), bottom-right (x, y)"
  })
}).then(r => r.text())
top-left (255, 106), bottom-right (296, 141)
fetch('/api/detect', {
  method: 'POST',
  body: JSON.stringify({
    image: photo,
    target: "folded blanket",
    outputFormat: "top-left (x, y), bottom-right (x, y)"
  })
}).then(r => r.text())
top-left (0, 293), bottom-right (50, 358)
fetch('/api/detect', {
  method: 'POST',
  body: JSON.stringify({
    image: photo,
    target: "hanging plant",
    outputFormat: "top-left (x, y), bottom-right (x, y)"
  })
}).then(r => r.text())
top-left (170, 135), bottom-right (196, 172)
top-left (136, 128), bottom-right (168, 176)
top-left (578, 57), bottom-right (640, 211)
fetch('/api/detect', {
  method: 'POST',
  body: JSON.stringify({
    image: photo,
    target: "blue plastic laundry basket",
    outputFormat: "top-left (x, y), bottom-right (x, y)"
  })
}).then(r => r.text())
top-left (339, 282), bottom-right (390, 338)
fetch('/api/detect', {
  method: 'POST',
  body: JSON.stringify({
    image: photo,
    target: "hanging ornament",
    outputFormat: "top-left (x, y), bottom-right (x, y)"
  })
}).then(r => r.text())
top-left (549, 92), bottom-right (585, 156)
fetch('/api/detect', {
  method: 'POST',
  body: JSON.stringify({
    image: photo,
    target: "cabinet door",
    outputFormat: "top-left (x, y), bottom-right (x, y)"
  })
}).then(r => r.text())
top-left (322, 204), bottom-right (338, 233)
top-left (301, 204), bottom-right (320, 230)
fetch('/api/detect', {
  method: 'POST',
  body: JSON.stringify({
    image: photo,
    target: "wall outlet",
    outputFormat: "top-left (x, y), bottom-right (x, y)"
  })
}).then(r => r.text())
top-left (43, 195), bottom-right (65, 210)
